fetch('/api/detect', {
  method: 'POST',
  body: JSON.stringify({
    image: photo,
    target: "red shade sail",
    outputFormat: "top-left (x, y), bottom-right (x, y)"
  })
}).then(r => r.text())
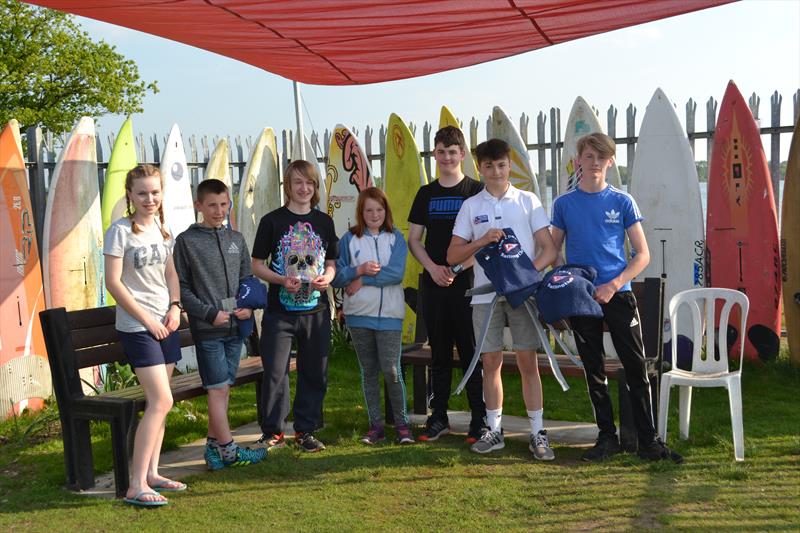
top-left (27, 0), bottom-right (734, 85)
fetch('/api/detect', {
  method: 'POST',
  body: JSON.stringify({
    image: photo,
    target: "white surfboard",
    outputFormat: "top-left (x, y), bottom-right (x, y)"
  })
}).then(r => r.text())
top-left (291, 131), bottom-right (325, 209)
top-left (239, 128), bottom-right (281, 251)
top-left (491, 106), bottom-right (540, 198)
top-left (161, 124), bottom-right (195, 240)
top-left (630, 88), bottom-right (704, 358)
top-left (560, 97), bottom-right (622, 196)
top-left (160, 124), bottom-right (197, 373)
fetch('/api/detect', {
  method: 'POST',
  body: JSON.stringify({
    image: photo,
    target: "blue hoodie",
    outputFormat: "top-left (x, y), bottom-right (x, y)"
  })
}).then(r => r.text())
top-left (332, 228), bottom-right (407, 331)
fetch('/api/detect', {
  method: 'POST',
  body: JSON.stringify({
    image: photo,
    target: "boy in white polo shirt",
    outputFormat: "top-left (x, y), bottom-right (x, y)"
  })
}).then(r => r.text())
top-left (447, 139), bottom-right (557, 459)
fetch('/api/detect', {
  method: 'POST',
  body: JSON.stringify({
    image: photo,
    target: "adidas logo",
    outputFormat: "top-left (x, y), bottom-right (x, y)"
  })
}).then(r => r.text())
top-left (630, 316), bottom-right (639, 327)
top-left (227, 242), bottom-right (240, 254)
top-left (604, 209), bottom-right (620, 224)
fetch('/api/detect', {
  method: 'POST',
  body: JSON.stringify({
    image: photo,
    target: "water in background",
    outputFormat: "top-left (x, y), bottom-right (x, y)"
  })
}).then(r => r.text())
top-left (543, 181), bottom-right (786, 225)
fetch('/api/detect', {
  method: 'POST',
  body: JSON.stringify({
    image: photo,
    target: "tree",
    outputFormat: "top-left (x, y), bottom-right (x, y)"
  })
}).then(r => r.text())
top-left (0, 0), bottom-right (157, 134)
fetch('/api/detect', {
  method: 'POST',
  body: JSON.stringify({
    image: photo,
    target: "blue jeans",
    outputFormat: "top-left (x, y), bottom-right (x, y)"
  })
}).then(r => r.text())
top-left (195, 336), bottom-right (243, 389)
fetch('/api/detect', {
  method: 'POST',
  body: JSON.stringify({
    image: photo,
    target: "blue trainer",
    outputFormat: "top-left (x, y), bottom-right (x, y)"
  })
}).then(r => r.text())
top-left (204, 443), bottom-right (225, 471)
top-left (223, 446), bottom-right (267, 467)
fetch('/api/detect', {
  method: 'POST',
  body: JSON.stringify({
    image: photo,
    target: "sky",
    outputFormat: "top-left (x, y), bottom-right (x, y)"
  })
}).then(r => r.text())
top-left (75, 0), bottom-right (800, 167)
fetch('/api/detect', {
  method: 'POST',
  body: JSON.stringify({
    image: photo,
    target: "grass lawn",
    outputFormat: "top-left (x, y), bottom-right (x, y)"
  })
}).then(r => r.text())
top-left (1, 340), bottom-right (798, 532)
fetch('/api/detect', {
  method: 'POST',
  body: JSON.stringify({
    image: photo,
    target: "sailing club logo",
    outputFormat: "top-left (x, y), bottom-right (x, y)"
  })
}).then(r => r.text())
top-left (474, 214), bottom-right (489, 224)
top-left (547, 271), bottom-right (574, 289)
top-left (499, 238), bottom-right (523, 259)
top-left (604, 209), bottom-right (620, 224)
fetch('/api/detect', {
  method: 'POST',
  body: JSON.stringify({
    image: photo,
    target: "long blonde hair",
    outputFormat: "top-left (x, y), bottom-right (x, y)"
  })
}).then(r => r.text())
top-left (125, 164), bottom-right (170, 239)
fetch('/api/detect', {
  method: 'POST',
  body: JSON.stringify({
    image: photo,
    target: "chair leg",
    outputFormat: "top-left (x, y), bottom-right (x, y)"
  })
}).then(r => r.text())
top-left (728, 376), bottom-right (745, 461)
top-left (679, 385), bottom-right (692, 440)
top-left (73, 419), bottom-right (96, 490)
top-left (111, 416), bottom-right (131, 498)
top-left (657, 375), bottom-right (671, 441)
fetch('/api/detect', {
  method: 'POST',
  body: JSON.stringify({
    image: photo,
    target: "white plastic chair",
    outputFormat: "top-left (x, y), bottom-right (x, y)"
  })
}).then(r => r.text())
top-left (657, 288), bottom-right (749, 461)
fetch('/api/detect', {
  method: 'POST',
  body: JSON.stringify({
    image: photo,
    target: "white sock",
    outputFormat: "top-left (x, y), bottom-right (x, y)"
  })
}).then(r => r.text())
top-left (486, 408), bottom-right (502, 433)
top-left (528, 409), bottom-right (544, 435)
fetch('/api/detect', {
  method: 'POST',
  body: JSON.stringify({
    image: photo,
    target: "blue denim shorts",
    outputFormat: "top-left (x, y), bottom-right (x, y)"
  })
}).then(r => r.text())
top-left (118, 330), bottom-right (182, 369)
top-left (195, 336), bottom-right (244, 389)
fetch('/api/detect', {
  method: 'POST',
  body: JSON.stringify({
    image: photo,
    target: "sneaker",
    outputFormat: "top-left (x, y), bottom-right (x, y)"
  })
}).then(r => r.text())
top-left (256, 432), bottom-right (286, 450)
top-left (529, 430), bottom-right (555, 461)
top-left (204, 443), bottom-right (225, 471)
top-left (582, 433), bottom-right (623, 462)
top-left (296, 432), bottom-right (326, 453)
top-left (360, 424), bottom-right (385, 445)
top-left (638, 438), bottom-right (684, 464)
top-left (470, 429), bottom-right (504, 454)
top-left (466, 420), bottom-right (487, 445)
top-left (395, 425), bottom-right (415, 445)
top-left (223, 446), bottom-right (267, 467)
top-left (417, 418), bottom-right (450, 442)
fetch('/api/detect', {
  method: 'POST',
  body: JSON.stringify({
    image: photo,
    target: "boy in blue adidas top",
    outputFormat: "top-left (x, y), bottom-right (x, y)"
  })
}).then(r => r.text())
top-left (448, 139), bottom-right (558, 459)
top-left (551, 132), bottom-right (682, 463)
top-left (173, 179), bottom-right (267, 469)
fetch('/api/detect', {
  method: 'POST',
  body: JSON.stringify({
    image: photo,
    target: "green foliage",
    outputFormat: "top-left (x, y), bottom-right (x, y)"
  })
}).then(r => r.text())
top-left (102, 362), bottom-right (139, 392)
top-left (0, 0), bottom-right (157, 134)
top-left (0, 400), bottom-right (59, 446)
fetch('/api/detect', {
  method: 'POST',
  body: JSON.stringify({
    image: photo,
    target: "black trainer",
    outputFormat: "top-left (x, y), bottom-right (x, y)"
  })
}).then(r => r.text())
top-left (417, 418), bottom-right (450, 442)
top-left (582, 433), bottom-right (623, 462)
top-left (638, 438), bottom-right (684, 464)
top-left (295, 432), bottom-right (326, 453)
top-left (466, 420), bottom-right (487, 445)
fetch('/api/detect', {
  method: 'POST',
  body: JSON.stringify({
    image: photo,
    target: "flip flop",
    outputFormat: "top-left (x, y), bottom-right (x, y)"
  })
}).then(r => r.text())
top-left (123, 491), bottom-right (168, 507)
top-left (151, 479), bottom-right (187, 492)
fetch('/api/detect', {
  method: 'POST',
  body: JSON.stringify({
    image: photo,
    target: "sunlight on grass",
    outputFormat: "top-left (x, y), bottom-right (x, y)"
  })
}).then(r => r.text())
top-left (0, 345), bottom-right (798, 531)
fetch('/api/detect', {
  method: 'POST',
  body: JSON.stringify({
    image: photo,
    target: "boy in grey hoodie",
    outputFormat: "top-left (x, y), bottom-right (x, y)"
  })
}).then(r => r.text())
top-left (173, 179), bottom-right (266, 469)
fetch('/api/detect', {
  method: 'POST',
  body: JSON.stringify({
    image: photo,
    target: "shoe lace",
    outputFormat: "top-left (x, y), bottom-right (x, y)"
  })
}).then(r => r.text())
top-left (534, 432), bottom-right (549, 447)
top-left (481, 430), bottom-right (498, 443)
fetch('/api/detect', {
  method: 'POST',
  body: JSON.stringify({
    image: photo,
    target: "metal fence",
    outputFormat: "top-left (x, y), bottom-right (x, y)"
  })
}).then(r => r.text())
top-left (25, 89), bottom-right (799, 255)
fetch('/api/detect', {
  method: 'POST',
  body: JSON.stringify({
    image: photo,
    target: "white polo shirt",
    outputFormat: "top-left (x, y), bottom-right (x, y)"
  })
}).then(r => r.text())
top-left (452, 184), bottom-right (549, 304)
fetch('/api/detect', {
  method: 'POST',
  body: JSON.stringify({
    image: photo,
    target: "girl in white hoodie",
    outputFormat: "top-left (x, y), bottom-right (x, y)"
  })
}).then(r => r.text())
top-left (332, 187), bottom-right (413, 445)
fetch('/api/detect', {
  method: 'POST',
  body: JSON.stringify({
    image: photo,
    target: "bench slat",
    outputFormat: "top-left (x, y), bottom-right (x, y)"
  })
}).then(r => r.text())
top-left (74, 329), bottom-right (195, 369)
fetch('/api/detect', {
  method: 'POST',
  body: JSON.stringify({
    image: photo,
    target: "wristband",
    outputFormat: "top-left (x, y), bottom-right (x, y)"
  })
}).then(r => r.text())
top-left (169, 300), bottom-right (183, 311)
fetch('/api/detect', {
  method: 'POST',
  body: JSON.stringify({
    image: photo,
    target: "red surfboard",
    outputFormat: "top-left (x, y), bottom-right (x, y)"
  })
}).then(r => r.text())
top-left (706, 80), bottom-right (781, 362)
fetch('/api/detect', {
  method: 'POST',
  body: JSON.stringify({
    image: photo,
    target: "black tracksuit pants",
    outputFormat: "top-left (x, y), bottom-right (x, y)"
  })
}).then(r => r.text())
top-left (422, 273), bottom-right (486, 425)
top-left (259, 308), bottom-right (330, 435)
top-left (570, 291), bottom-right (657, 444)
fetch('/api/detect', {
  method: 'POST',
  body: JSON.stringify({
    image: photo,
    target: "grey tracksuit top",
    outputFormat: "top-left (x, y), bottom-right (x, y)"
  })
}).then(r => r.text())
top-left (173, 223), bottom-right (251, 339)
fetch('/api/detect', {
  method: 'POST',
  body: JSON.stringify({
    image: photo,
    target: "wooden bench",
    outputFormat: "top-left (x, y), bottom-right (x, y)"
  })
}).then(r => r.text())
top-left (399, 277), bottom-right (665, 451)
top-left (39, 306), bottom-right (281, 498)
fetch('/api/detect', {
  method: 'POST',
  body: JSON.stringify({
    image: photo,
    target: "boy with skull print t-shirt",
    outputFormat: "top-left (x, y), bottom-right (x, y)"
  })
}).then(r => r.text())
top-left (251, 160), bottom-right (338, 453)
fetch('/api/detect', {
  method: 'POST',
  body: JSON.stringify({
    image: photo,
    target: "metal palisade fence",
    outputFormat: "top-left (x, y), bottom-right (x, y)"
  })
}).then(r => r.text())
top-left (24, 89), bottom-right (799, 255)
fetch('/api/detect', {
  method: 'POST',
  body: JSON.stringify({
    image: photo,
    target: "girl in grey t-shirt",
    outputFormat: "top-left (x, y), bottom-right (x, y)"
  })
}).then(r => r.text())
top-left (103, 164), bottom-right (184, 506)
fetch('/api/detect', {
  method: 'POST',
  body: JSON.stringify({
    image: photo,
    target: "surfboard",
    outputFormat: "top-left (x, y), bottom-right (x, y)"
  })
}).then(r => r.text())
top-left (43, 116), bottom-right (105, 392)
top-left (560, 96), bottom-right (622, 196)
top-left (325, 125), bottom-right (373, 237)
top-left (438, 106), bottom-right (479, 181)
top-left (706, 80), bottom-right (781, 362)
top-left (102, 118), bottom-right (136, 234)
top-left (385, 113), bottom-right (428, 344)
top-left (100, 117), bottom-right (136, 306)
top-left (630, 88), bottom-right (705, 364)
top-left (782, 117), bottom-right (800, 366)
top-left (0, 120), bottom-right (51, 420)
top-left (161, 124), bottom-right (195, 241)
top-left (203, 137), bottom-right (235, 228)
top-left (239, 128), bottom-right (281, 252)
top-left (292, 131), bottom-right (325, 209)
top-left (491, 106), bottom-right (540, 198)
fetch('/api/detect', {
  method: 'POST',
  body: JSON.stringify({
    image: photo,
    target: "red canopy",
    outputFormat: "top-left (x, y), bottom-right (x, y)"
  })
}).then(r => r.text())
top-left (27, 0), bottom-right (734, 85)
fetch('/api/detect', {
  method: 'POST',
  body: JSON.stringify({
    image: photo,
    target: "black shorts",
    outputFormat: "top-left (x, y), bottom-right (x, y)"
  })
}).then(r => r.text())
top-left (117, 330), bottom-right (182, 368)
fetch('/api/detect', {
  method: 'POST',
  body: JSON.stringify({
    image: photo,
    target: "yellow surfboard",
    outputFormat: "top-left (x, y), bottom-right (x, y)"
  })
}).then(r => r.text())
top-left (437, 106), bottom-right (479, 181)
top-left (385, 114), bottom-right (427, 344)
